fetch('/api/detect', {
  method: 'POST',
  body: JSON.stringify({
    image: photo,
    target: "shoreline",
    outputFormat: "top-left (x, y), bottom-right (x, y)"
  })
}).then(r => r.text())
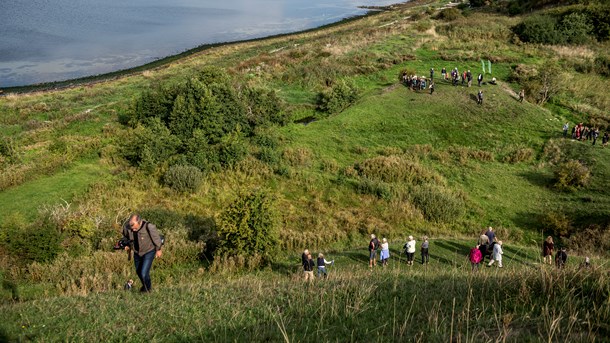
top-left (1, 2), bottom-right (413, 95)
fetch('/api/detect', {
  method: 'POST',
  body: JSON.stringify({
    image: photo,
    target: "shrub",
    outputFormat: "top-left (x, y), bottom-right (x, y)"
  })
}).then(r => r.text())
top-left (317, 79), bottom-right (359, 114)
top-left (282, 147), bottom-right (313, 167)
top-left (411, 184), bottom-right (464, 223)
top-left (0, 136), bottom-right (19, 165)
top-left (354, 156), bottom-right (442, 185)
top-left (436, 8), bottom-right (462, 21)
top-left (553, 159), bottom-right (590, 191)
top-left (513, 15), bottom-right (562, 44)
top-left (5, 220), bottom-right (62, 263)
top-left (257, 147), bottom-right (280, 165)
top-left (503, 147), bottom-right (535, 164)
top-left (356, 177), bottom-right (393, 200)
top-left (594, 55), bottom-right (610, 76)
top-left (414, 20), bottom-right (433, 33)
top-left (541, 211), bottom-right (571, 237)
top-left (215, 191), bottom-right (279, 264)
top-left (163, 164), bottom-right (203, 193)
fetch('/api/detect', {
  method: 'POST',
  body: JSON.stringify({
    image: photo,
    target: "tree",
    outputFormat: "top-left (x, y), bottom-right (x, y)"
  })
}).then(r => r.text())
top-left (215, 191), bottom-right (279, 264)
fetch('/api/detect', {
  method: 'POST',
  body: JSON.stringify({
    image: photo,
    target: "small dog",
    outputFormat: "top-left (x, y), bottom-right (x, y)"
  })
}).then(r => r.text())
top-left (124, 279), bottom-right (134, 290)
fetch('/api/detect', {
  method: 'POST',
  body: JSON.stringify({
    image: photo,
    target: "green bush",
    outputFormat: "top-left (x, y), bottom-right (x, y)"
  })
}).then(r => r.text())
top-left (216, 191), bottom-right (279, 264)
top-left (513, 15), bottom-right (562, 44)
top-left (5, 220), bottom-right (62, 263)
top-left (317, 79), bottom-right (359, 114)
top-left (163, 164), bottom-right (203, 193)
top-left (594, 56), bottom-right (610, 76)
top-left (541, 211), bottom-right (571, 238)
top-left (553, 159), bottom-right (590, 191)
top-left (356, 177), bottom-right (393, 200)
top-left (411, 184), bottom-right (464, 223)
top-left (436, 8), bottom-right (462, 21)
top-left (122, 66), bottom-right (287, 173)
top-left (0, 136), bottom-right (19, 165)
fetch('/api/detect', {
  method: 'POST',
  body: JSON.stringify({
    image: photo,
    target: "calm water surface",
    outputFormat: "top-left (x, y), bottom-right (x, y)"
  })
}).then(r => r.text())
top-left (0, 0), bottom-right (401, 87)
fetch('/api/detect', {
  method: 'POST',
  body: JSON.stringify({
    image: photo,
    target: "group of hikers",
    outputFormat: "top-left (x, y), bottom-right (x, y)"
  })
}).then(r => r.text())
top-left (300, 227), bottom-right (589, 281)
top-left (563, 122), bottom-right (609, 147)
top-left (402, 66), bottom-right (504, 105)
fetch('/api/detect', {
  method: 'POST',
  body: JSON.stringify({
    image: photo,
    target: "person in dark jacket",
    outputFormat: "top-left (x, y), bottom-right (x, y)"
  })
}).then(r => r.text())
top-left (303, 252), bottom-right (315, 282)
top-left (477, 90), bottom-right (483, 105)
top-left (555, 247), bottom-right (568, 269)
top-left (477, 73), bottom-right (483, 87)
top-left (369, 234), bottom-right (380, 268)
top-left (122, 214), bottom-right (163, 292)
top-left (542, 236), bottom-right (554, 265)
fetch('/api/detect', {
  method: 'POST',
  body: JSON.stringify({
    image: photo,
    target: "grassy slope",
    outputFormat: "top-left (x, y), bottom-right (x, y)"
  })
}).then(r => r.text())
top-left (1, 240), bottom-right (607, 342)
top-left (1, 1), bottom-right (610, 341)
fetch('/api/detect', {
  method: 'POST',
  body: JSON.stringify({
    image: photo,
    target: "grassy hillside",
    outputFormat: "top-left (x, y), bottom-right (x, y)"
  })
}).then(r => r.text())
top-left (1, 0), bottom-right (610, 340)
top-left (2, 239), bottom-right (609, 342)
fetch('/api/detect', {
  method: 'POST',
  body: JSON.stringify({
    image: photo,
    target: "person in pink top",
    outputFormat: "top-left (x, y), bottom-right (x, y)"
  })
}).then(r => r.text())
top-left (469, 244), bottom-right (483, 271)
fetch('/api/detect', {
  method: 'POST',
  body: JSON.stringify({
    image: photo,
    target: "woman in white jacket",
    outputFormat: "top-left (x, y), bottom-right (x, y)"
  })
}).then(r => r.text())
top-left (404, 235), bottom-right (416, 266)
top-left (488, 241), bottom-right (503, 268)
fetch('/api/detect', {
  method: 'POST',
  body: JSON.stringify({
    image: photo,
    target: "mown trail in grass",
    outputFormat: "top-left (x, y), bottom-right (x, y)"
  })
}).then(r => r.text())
top-left (1, 239), bottom-right (607, 342)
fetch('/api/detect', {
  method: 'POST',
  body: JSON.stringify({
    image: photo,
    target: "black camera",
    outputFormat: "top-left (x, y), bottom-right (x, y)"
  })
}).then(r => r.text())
top-left (113, 237), bottom-right (131, 250)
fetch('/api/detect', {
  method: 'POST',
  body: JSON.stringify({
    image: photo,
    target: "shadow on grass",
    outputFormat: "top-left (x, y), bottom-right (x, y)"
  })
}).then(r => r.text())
top-left (519, 171), bottom-right (552, 188)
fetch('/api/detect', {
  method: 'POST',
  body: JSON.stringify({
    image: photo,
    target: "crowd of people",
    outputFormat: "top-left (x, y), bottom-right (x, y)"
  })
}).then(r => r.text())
top-left (300, 228), bottom-right (590, 281)
top-left (563, 122), bottom-right (609, 147)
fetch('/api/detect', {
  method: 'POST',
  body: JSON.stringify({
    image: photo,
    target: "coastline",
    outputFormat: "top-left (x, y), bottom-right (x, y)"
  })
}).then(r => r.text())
top-left (1, 2), bottom-right (413, 95)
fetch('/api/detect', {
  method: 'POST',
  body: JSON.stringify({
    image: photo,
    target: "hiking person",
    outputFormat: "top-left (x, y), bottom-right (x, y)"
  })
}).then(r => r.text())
top-left (602, 132), bottom-right (609, 148)
top-left (563, 123), bottom-right (569, 138)
top-left (421, 236), bottom-right (429, 264)
top-left (462, 70), bottom-right (467, 86)
top-left (555, 247), bottom-right (568, 269)
top-left (592, 128), bottom-right (600, 145)
top-left (380, 238), bottom-right (390, 267)
top-left (477, 90), bottom-right (483, 105)
top-left (519, 89), bottom-right (525, 102)
top-left (317, 253), bottom-right (333, 278)
top-left (369, 234), bottom-right (380, 268)
top-left (430, 68), bottom-right (434, 81)
top-left (485, 227), bottom-right (495, 244)
top-left (303, 252), bottom-right (315, 281)
top-left (478, 231), bottom-right (490, 263)
top-left (429, 82), bottom-right (435, 95)
top-left (441, 67), bottom-right (447, 80)
top-left (477, 73), bottom-right (483, 87)
top-left (469, 244), bottom-right (483, 271)
top-left (404, 235), bottom-right (416, 266)
top-left (487, 241), bottom-right (503, 268)
top-left (122, 214), bottom-right (163, 292)
top-left (542, 236), bottom-right (554, 265)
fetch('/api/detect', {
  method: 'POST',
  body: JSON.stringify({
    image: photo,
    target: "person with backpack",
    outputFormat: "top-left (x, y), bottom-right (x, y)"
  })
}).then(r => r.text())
top-left (441, 67), bottom-right (447, 80)
top-left (303, 252), bottom-right (315, 281)
top-left (404, 235), bottom-right (416, 266)
top-left (122, 214), bottom-right (163, 292)
top-left (369, 234), bottom-right (380, 268)
top-left (429, 82), bottom-right (435, 95)
top-left (477, 90), bottom-right (483, 105)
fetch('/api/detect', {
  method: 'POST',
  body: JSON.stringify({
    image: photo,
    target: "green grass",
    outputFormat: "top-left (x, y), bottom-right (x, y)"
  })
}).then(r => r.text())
top-left (1, 239), bottom-right (607, 342)
top-left (1, 1), bottom-right (610, 341)
top-left (0, 161), bottom-right (109, 224)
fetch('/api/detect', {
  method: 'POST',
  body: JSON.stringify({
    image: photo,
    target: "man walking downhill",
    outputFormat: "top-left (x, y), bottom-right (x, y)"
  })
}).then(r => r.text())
top-left (122, 214), bottom-right (163, 292)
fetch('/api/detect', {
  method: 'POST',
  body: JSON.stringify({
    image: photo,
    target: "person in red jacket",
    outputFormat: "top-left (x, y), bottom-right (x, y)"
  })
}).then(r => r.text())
top-left (469, 244), bottom-right (483, 271)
